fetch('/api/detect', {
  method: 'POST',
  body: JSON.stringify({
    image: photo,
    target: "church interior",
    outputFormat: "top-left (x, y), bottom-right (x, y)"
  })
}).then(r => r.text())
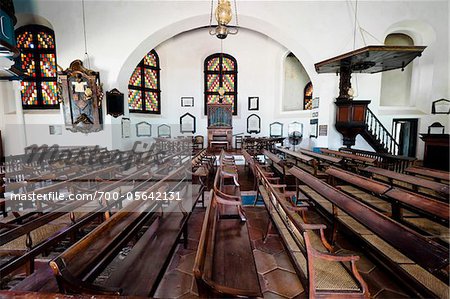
top-left (0, 0), bottom-right (449, 298)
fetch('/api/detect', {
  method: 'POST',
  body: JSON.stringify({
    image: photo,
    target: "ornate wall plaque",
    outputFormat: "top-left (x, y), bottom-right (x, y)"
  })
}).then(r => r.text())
top-left (58, 60), bottom-right (103, 133)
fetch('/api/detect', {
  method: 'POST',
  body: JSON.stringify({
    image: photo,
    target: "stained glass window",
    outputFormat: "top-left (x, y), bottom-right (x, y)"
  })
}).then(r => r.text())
top-left (303, 82), bottom-right (313, 110)
top-left (204, 53), bottom-right (238, 115)
top-left (16, 25), bottom-right (58, 109)
top-left (128, 49), bottom-right (161, 114)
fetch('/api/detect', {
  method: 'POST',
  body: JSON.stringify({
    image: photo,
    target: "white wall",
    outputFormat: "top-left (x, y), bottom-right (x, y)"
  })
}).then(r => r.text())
top-left (0, 0), bottom-right (447, 159)
top-left (120, 28), bottom-right (315, 150)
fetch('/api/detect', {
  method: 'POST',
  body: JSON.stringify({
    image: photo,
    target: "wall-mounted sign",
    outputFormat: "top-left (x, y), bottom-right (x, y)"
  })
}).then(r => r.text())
top-left (310, 119), bottom-right (318, 138)
top-left (0, 11), bottom-right (16, 47)
top-left (319, 125), bottom-right (328, 136)
top-left (312, 97), bottom-right (319, 109)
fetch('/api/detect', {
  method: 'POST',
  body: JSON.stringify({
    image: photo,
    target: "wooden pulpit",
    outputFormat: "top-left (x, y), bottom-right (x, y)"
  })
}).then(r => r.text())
top-left (207, 103), bottom-right (233, 149)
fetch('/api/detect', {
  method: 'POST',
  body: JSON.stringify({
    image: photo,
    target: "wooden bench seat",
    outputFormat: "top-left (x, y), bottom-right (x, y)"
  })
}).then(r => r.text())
top-left (49, 163), bottom-right (192, 296)
top-left (320, 148), bottom-right (377, 167)
top-left (290, 166), bottom-right (449, 299)
top-left (362, 166), bottom-right (449, 199)
top-left (102, 185), bottom-right (198, 297)
top-left (263, 150), bottom-right (294, 183)
top-left (193, 190), bottom-right (261, 298)
top-left (326, 166), bottom-right (449, 224)
top-left (254, 164), bottom-right (368, 298)
top-left (405, 166), bottom-right (449, 183)
top-left (299, 149), bottom-right (343, 166)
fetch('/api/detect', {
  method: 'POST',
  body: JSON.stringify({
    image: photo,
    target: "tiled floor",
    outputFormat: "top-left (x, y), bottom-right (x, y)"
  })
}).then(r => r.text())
top-left (154, 197), bottom-right (306, 299)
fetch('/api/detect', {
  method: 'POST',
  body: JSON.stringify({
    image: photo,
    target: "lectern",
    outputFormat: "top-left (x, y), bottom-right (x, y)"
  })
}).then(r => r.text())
top-left (207, 103), bottom-right (233, 149)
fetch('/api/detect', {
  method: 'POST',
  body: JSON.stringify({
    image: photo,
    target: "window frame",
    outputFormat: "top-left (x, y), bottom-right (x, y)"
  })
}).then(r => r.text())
top-left (128, 49), bottom-right (161, 114)
top-left (204, 53), bottom-right (238, 115)
top-left (16, 24), bottom-right (59, 110)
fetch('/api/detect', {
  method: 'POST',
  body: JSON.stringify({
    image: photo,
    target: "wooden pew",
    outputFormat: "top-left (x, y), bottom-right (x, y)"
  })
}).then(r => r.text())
top-left (49, 163), bottom-right (195, 296)
top-left (405, 166), bottom-right (449, 183)
top-left (339, 147), bottom-right (416, 173)
top-left (320, 148), bottom-right (377, 168)
top-left (262, 149), bottom-right (293, 184)
top-left (299, 149), bottom-right (343, 168)
top-left (0, 147), bottom-right (180, 268)
top-left (276, 147), bottom-right (326, 178)
top-left (289, 166), bottom-right (449, 299)
top-left (193, 190), bottom-right (261, 298)
top-left (255, 164), bottom-right (369, 298)
top-left (189, 149), bottom-right (216, 207)
top-left (214, 151), bottom-right (246, 221)
top-left (326, 166), bottom-right (449, 225)
top-left (0, 161), bottom-right (167, 277)
top-left (361, 166), bottom-right (449, 199)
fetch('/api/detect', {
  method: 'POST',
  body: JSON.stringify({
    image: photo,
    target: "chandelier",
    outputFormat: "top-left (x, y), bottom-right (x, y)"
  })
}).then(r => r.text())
top-left (209, 0), bottom-right (239, 39)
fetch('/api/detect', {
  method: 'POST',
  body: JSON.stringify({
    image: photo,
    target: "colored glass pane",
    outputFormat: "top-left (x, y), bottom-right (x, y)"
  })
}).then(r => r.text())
top-left (41, 82), bottom-right (58, 105)
top-left (304, 99), bottom-right (313, 110)
top-left (144, 69), bottom-right (158, 89)
top-left (17, 31), bottom-right (34, 48)
top-left (143, 52), bottom-right (157, 67)
top-left (222, 57), bottom-right (235, 71)
top-left (145, 92), bottom-right (159, 111)
top-left (37, 31), bottom-right (55, 49)
top-left (305, 83), bottom-right (313, 97)
top-left (222, 74), bottom-right (235, 92)
top-left (206, 74), bottom-right (220, 92)
top-left (129, 67), bottom-right (142, 86)
top-left (21, 81), bottom-right (38, 105)
top-left (39, 53), bottom-right (57, 77)
top-left (207, 57), bottom-right (220, 71)
top-left (128, 90), bottom-right (142, 110)
top-left (206, 94), bottom-right (220, 104)
top-left (21, 53), bottom-right (35, 77)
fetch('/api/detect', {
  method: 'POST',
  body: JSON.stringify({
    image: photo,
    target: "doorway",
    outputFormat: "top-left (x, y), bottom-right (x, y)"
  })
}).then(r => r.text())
top-left (393, 119), bottom-right (418, 157)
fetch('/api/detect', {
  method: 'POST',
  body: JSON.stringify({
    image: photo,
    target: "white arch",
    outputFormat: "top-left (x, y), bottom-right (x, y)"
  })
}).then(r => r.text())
top-left (15, 13), bottom-right (54, 30)
top-left (116, 14), bottom-right (318, 90)
top-left (384, 19), bottom-right (436, 46)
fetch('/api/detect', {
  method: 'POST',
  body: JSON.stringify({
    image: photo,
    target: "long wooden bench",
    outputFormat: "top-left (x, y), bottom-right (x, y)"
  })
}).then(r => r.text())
top-left (193, 189), bottom-right (261, 298)
top-left (276, 147), bottom-right (326, 178)
top-left (405, 165), bottom-right (449, 183)
top-left (320, 148), bottom-right (377, 169)
top-left (1, 148), bottom-right (185, 280)
top-left (262, 149), bottom-right (291, 181)
top-left (0, 161), bottom-right (168, 278)
top-left (299, 148), bottom-right (343, 168)
top-left (49, 163), bottom-right (195, 296)
top-left (289, 166), bottom-right (449, 299)
top-left (254, 163), bottom-right (369, 298)
top-left (326, 166), bottom-right (449, 225)
top-left (362, 165), bottom-right (449, 199)
top-left (339, 147), bottom-right (416, 173)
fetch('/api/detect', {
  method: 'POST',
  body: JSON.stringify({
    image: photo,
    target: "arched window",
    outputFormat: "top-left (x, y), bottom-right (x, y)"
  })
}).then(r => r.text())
top-left (16, 25), bottom-right (58, 109)
top-left (128, 49), bottom-right (161, 114)
top-left (380, 33), bottom-right (414, 106)
top-left (282, 52), bottom-right (311, 111)
top-left (204, 53), bottom-right (238, 115)
top-left (303, 82), bottom-right (313, 110)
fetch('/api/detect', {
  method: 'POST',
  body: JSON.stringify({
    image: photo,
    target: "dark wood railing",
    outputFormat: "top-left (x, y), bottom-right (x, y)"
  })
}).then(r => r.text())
top-left (365, 108), bottom-right (399, 155)
top-left (339, 147), bottom-right (416, 173)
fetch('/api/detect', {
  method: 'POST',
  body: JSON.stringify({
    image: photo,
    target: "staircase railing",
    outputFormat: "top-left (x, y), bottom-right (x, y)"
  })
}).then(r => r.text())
top-left (365, 108), bottom-right (399, 155)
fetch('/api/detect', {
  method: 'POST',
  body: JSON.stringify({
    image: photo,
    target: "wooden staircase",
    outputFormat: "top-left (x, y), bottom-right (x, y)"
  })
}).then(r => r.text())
top-left (362, 108), bottom-right (399, 155)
